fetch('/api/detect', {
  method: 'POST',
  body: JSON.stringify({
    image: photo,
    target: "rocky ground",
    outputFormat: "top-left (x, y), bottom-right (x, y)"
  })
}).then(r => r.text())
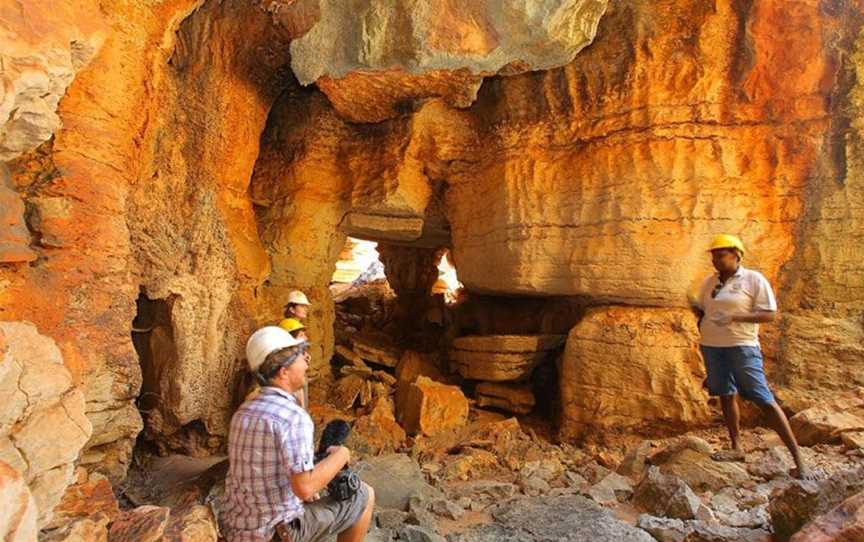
top-left (35, 391), bottom-right (864, 542)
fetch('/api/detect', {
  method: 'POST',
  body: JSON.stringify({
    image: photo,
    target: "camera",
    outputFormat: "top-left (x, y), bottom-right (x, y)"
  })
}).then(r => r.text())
top-left (315, 419), bottom-right (361, 501)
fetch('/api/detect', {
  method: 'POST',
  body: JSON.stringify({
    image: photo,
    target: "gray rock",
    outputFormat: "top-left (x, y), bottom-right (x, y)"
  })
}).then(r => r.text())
top-left (682, 523), bottom-right (770, 542)
top-left (620, 440), bottom-right (655, 477)
top-left (407, 495), bottom-right (437, 530)
top-left (586, 472), bottom-right (634, 505)
top-left (448, 495), bottom-right (654, 542)
top-left (633, 467), bottom-right (701, 520)
top-left (565, 470), bottom-right (589, 490)
top-left (518, 475), bottom-right (551, 497)
top-left (658, 449), bottom-right (750, 492)
top-left (430, 499), bottom-right (464, 520)
top-left (377, 509), bottom-right (409, 530)
top-left (637, 515), bottom-right (695, 542)
top-left (357, 454), bottom-right (443, 511)
top-left (461, 481), bottom-right (517, 500)
top-left (398, 525), bottom-right (446, 542)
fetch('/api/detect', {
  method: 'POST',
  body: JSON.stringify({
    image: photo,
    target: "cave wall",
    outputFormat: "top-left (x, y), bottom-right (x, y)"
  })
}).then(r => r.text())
top-left (1, 0), bottom-right (863, 498)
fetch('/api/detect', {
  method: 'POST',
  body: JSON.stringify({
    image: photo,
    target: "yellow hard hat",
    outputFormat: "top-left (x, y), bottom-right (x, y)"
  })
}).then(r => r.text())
top-left (279, 318), bottom-right (305, 333)
top-left (709, 234), bottom-right (745, 255)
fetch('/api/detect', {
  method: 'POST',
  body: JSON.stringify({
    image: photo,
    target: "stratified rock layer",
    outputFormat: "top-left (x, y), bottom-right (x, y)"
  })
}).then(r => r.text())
top-left (559, 307), bottom-right (711, 439)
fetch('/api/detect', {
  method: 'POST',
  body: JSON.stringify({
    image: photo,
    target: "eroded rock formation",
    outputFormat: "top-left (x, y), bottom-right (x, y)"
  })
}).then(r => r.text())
top-left (1, 1), bottom-right (864, 523)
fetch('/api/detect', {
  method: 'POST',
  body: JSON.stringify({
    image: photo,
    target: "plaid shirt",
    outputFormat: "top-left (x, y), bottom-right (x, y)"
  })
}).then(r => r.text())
top-left (222, 387), bottom-right (315, 542)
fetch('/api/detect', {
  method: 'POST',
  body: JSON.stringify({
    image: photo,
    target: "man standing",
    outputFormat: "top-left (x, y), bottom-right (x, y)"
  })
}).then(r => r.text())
top-left (223, 326), bottom-right (374, 542)
top-left (694, 234), bottom-right (813, 479)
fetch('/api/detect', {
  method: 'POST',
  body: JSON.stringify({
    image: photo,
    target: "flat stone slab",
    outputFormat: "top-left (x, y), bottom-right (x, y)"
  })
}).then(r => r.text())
top-left (449, 335), bottom-right (563, 381)
top-left (449, 494), bottom-right (654, 542)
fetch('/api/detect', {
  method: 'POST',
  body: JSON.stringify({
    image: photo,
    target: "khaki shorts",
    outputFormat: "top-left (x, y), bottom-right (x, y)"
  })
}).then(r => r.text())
top-left (275, 483), bottom-right (370, 542)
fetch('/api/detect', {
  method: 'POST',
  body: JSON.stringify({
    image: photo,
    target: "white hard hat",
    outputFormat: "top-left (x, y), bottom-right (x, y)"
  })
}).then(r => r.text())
top-left (286, 290), bottom-right (311, 306)
top-left (245, 326), bottom-right (304, 373)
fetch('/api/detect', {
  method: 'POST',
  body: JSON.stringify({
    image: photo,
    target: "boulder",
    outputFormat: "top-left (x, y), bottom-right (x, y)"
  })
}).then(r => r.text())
top-left (769, 467), bottom-right (864, 541)
top-left (789, 400), bottom-right (864, 446)
top-left (331, 374), bottom-right (370, 410)
top-left (450, 335), bottom-right (563, 382)
top-left (619, 440), bottom-right (655, 477)
top-left (0, 461), bottom-right (38, 542)
top-left (449, 495), bottom-right (654, 541)
top-left (355, 454), bottom-right (442, 511)
top-left (637, 515), bottom-right (694, 542)
top-left (396, 376), bottom-right (468, 437)
top-left (475, 382), bottom-right (535, 414)
top-left (559, 307), bottom-right (711, 439)
top-left (350, 397), bottom-right (407, 454)
top-left (790, 490), bottom-right (864, 542)
top-left (0, 322), bottom-right (93, 527)
top-left (395, 351), bottom-right (445, 408)
top-left (586, 472), bottom-right (634, 505)
top-left (633, 467), bottom-right (702, 520)
top-left (658, 448), bottom-right (750, 493)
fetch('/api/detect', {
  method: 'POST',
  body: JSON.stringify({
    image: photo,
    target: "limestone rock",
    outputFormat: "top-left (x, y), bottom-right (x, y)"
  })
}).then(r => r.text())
top-left (633, 467), bottom-right (702, 520)
top-left (450, 495), bottom-right (654, 541)
top-left (0, 322), bottom-right (92, 527)
top-left (290, 0), bottom-right (609, 121)
top-left (450, 335), bottom-right (563, 382)
top-left (397, 376), bottom-right (468, 437)
top-left (350, 397), bottom-right (407, 455)
top-left (0, 1), bottom-right (104, 160)
top-left (769, 467), bottom-right (864, 541)
top-left (355, 454), bottom-right (442, 511)
top-left (789, 399), bottom-right (864, 446)
top-left (0, 461), bottom-right (38, 542)
top-left (586, 471), bottom-right (634, 505)
top-left (353, 333), bottom-right (403, 368)
top-left (475, 382), bottom-right (535, 414)
top-left (559, 307), bottom-right (711, 439)
top-left (790, 490), bottom-right (864, 542)
top-left (637, 515), bottom-right (694, 542)
top-left (658, 449), bottom-right (750, 493)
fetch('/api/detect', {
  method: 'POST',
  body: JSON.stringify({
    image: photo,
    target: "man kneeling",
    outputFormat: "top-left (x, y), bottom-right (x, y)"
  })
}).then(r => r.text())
top-left (222, 327), bottom-right (375, 542)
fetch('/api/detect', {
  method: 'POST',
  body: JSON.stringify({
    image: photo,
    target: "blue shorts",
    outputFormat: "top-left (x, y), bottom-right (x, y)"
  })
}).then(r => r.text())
top-left (699, 345), bottom-right (775, 405)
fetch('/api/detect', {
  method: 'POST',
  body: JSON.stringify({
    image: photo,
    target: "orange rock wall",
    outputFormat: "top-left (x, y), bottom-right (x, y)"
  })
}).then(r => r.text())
top-left (1, 0), bottom-right (863, 476)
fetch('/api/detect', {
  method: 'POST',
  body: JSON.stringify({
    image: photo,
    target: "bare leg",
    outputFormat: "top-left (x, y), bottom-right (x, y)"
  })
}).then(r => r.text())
top-left (758, 401), bottom-right (814, 480)
top-left (712, 395), bottom-right (746, 461)
top-left (337, 483), bottom-right (375, 542)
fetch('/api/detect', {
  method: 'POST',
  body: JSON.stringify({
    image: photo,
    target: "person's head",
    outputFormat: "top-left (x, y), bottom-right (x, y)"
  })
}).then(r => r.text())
top-left (246, 326), bottom-right (311, 393)
top-left (258, 343), bottom-right (310, 392)
top-left (708, 234), bottom-right (744, 273)
top-left (284, 290), bottom-right (311, 319)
